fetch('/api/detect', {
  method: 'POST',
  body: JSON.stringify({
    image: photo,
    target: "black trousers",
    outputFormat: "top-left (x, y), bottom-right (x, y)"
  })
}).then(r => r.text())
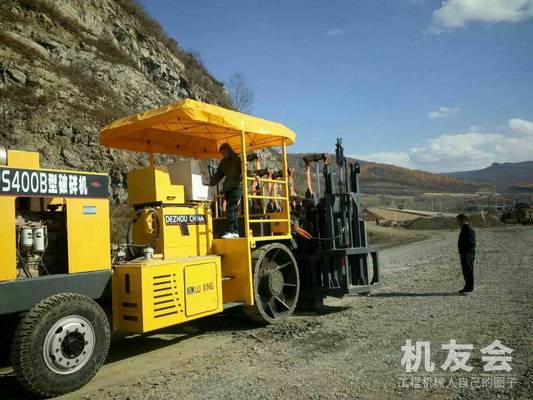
top-left (224, 187), bottom-right (242, 234)
top-left (460, 252), bottom-right (475, 291)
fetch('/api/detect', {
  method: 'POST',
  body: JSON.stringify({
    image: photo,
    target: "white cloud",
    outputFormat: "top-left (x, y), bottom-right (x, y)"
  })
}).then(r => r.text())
top-left (428, 0), bottom-right (533, 33)
top-left (509, 118), bottom-right (533, 135)
top-left (428, 106), bottom-right (461, 118)
top-left (351, 118), bottom-right (533, 172)
top-left (493, 137), bottom-right (533, 160)
top-left (326, 28), bottom-right (343, 37)
top-left (410, 132), bottom-right (504, 170)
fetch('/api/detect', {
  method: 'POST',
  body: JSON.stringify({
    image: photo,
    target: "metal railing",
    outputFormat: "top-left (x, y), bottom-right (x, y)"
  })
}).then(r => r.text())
top-left (211, 133), bottom-right (292, 242)
top-left (240, 132), bottom-right (291, 242)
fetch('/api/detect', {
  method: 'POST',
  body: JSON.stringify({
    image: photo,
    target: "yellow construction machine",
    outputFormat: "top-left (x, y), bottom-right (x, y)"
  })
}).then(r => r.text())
top-left (0, 99), bottom-right (380, 396)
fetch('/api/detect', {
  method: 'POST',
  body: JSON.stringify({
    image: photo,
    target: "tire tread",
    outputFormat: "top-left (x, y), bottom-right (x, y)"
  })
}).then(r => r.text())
top-left (10, 293), bottom-right (110, 397)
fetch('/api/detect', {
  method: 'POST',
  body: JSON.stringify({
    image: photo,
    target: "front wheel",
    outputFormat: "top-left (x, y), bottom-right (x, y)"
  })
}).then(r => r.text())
top-left (10, 293), bottom-right (110, 397)
top-left (244, 243), bottom-right (300, 324)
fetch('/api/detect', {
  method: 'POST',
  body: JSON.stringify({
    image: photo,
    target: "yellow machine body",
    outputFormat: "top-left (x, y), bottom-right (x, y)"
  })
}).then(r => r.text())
top-left (0, 150), bottom-right (111, 282)
top-left (99, 100), bottom-right (296, 334)
top-left (127, 166), bottom-right (185, 206)
top-left (112, 256), bottom-right (222, 333)
top-left (2, 101), bottom-right (295, 334)
top-left (65, 197), bottom-right (111, 273)
top-left (132, 204), bottom-right (212, 259)
top-left (0, 100), bottom-right (313, 399)
top-left (213, 238), bottom-right (253, 305)
top-left (121, 157), bottom-right (290, 322)
top-left (116, 162), bottom-right (226, 333)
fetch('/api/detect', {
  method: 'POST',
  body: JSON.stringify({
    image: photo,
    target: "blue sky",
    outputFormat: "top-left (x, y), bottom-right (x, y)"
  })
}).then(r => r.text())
top-left (139, 0), bottom-right (533, 172)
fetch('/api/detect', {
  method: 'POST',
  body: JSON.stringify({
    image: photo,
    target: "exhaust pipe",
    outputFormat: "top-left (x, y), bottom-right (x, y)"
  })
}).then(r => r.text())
top-left (0, 146), bottom-right (6, 166)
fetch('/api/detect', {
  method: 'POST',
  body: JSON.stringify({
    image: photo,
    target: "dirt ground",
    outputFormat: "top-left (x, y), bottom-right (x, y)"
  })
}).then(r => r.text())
top-left (367, 207), bottom-right (422, 222)
top-left (1, 226), bottom-right (531, 400)
top-left (366, 223), bottom-right (430, 248)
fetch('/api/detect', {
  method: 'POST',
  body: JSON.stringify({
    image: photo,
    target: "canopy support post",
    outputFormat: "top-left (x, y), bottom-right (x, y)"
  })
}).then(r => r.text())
top-left (281, 139), bottom-right (291, 234)
top-left (149, 152), bottom-right (155, 167)
top-left (240, 129), bottom-right (251, 239)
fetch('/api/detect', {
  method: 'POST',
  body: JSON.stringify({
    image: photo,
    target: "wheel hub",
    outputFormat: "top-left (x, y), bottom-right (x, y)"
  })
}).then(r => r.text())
top-left (43, 315), bottom-right (95, 375)
top-left (61, 331), bottom-right (85, 359)
top-left (268, 270), bottom-right (285, 296)
top-left (248, 244), bottom-right (300, 324)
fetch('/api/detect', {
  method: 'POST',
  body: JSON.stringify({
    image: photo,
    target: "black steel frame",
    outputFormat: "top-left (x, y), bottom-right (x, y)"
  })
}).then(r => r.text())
top-left (294, 138), bottom-right (381, 309)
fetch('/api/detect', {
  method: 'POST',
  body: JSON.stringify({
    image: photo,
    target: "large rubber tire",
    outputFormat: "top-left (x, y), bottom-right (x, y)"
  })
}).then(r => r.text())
top-left (0, 316), bottom-right (17, 367)
top-left (10, 293), bottom-right (110, 397)
top-left (244, 243), bottom-right (300, 324)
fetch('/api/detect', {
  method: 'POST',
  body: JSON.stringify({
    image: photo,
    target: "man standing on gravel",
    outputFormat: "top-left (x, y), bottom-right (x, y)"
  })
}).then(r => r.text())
top-left (457, 214), bottom-right (476, 295)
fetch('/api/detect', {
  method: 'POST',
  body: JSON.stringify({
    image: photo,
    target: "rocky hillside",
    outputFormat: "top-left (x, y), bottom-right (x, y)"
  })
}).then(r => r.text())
top-left (445, 161), bottom-right (533, 192)
top-left (288, 153), bottom-right (479, 194)
top-left (357, 159), bottom-right (480, 193)
top-left (0, 0), bottom-right (232, 202)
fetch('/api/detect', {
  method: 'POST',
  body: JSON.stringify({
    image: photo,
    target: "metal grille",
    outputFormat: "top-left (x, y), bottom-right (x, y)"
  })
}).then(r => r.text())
top-left (152, 273), bottom-right (181, 318)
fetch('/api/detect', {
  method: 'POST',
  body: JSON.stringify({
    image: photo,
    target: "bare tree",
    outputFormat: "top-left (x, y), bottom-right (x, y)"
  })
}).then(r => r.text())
top-left (227, 73), bottom-right (254, 113)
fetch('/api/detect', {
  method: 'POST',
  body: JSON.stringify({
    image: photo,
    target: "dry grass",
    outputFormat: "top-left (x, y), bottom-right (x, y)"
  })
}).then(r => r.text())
top-left (57, 62), bottom-right (114, 100)
top-left (0, 85), bottom-right (48, 109)
top-left (55, 63), bottom-right (128, 126)
top-left (0, 6), bottom-right (26, 23)
top-left (17, 0), bottom-right (232, 107)
top-left (68, 97), bottom-right (126, 129)
top-left (110, 203), bottom-right (132, 244)
top-left (85, 37), bottom-right (140, 71)
top-left (114, 0), bottom-right (231, 107)
top-left (115, 0), bottom-right (167, 42)
top-left (19, 0), bottom-right (137, 70)
top-left (0, 33), bottom-right (47, 61)
top-left (19, 0), bottom-right (89, 34)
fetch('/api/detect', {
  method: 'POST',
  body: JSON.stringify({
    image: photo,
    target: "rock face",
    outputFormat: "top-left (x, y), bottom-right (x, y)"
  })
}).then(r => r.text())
top-left (0, 0), bottom-right (233, 202)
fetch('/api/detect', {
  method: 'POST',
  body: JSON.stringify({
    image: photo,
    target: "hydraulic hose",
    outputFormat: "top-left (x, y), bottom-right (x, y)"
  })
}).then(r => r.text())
top-left (292, 224), bottom-right (346, 241)
top-left (126, 207), bottom-right (161, 258)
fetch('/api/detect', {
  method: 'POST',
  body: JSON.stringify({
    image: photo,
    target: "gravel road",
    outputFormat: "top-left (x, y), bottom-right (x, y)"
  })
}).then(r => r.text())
top-left (2, 226), bottom-right (531, 400)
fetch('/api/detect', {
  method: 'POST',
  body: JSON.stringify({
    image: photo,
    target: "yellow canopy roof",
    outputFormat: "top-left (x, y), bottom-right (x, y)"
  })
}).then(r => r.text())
top-left (100, 99), bottom-right (296, 159)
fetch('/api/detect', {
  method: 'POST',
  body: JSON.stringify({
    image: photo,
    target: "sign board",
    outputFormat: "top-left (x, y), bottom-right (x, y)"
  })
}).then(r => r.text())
top-left (0, 167), bottom-right (109, 198)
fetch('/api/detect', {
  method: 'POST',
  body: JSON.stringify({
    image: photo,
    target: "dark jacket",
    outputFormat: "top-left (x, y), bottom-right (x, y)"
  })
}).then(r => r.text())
top-left (210, 152), bottom-right (242, 192)
top-left (458, 224), bottom-right (476, 255)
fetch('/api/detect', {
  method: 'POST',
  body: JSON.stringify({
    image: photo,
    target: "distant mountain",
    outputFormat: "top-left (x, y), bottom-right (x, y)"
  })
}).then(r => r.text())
top-left (287, 154), bottom-right (479, 194)
top-left (444, 161), bottom-right (533, 192)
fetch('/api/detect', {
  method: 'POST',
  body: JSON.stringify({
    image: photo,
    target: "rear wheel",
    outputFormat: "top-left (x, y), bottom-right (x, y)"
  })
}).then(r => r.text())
top-left (0, 316), bottom-right (18, 367)
top-left (244, 243), bottom-right (300, 324)
top-left (10, 293), bottom-right (110, 397)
